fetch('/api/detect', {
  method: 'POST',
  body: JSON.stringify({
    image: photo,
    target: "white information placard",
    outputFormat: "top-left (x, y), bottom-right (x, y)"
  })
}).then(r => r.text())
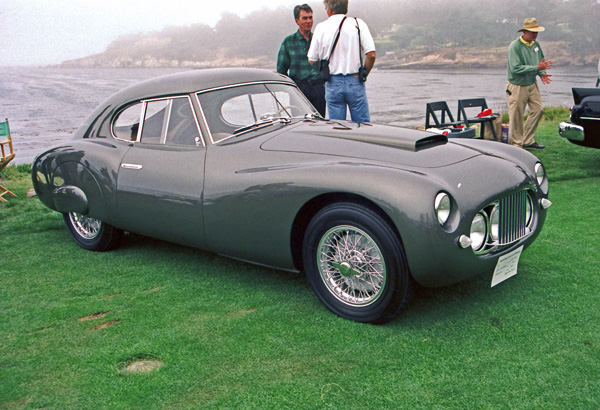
top-left (491, 246), bottom-right (523, 287)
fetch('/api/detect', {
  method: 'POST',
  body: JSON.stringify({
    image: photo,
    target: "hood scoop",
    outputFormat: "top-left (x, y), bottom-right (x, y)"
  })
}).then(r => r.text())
top-left (312, 120), bottom-right (447, 151)
top-left (260, 120), bottom-right (478, 168)
top-left (320, 129), bottom-right (448, 151)
top-left (263, 120), bottom-right (447, 152)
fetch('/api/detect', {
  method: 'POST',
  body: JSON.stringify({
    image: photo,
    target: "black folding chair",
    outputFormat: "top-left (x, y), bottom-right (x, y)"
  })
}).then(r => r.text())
top-left (425, 101), bottom-right (465, 129)
top-left (457, 98), bottom-right (500, 140)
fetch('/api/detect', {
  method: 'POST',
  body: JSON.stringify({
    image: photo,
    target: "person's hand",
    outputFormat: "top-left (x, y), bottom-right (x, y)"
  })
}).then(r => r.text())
top-left (538, 58), bottom-right (552, 71)
top-left (540, 73), bottom-right (552, 85)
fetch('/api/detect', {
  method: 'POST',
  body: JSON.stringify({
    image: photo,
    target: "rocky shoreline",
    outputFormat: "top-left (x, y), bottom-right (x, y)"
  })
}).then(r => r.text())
top-left (59, 42), bottom-right (599, 70)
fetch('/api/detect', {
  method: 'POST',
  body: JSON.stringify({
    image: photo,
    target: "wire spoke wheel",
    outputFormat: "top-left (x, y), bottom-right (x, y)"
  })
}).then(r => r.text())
top-left (303, 203), bottom-right (413, 324)
top-left (318, 225), bottom-right (386, 307)
top-left (63, 212), bottom-right (123, 251)
top-left (68, 212), bottom-right (102, 240)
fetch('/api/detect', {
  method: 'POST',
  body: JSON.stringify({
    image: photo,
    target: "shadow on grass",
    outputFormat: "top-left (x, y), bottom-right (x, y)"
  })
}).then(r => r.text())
top-left (117, 232), bottom-right (312, 291)
top-left (117, 229), bottom-right (515, 329)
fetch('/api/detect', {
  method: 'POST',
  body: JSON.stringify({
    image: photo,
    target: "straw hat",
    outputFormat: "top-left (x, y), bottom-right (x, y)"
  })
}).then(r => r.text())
top-left (518, 17), bottom-right (545, 32)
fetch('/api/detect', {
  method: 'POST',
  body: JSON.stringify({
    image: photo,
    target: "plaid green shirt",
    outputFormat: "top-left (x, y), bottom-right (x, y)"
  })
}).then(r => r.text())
top-left (277, 31), bottom-right (321, 84)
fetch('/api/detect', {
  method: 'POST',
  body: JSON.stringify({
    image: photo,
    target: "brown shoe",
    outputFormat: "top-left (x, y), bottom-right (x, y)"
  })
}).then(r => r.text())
top-left (524, 142), bottom-right (545, 150)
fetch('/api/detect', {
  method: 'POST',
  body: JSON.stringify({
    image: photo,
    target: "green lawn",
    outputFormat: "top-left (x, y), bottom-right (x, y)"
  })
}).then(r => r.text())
top-left (1, 112), bottom-right (599, 409)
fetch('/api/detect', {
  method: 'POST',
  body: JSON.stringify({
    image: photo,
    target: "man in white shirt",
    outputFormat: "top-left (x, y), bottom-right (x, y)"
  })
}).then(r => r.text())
top-left (307, 0), bottom-right (376, 122)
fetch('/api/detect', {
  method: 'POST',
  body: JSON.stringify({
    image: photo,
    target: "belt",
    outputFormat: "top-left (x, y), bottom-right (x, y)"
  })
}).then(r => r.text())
top-left (295, 79), bottom-right (323, 86)
top-left (331, 73), bottom-right (360, 77)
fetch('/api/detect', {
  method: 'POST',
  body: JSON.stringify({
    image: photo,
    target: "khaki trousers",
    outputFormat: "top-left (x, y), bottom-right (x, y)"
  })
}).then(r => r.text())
top-left (506, 82), bottom-right (543, 147)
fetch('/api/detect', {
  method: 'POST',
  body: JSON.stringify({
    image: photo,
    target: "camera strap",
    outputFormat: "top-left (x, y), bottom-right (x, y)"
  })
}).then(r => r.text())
top-left (327, 16), bottom-right (347, 61)
top-left (356, 18), bottom-right (363, 72)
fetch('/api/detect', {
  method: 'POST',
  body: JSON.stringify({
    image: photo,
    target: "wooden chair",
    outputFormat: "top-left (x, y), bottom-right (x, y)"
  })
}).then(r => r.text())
top-left (457, 98), bottom-right (500, 140)
top-left (0, 118), bottom-right (16, 202)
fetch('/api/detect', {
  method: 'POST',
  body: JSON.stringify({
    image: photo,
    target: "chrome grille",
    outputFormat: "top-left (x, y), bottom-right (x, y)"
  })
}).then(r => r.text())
top-left (498, 190), bottom-right (528, 245)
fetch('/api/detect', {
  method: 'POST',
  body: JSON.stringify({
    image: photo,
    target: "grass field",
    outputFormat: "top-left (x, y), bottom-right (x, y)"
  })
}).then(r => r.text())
top-left (1, 112), bottom-right (599, 409)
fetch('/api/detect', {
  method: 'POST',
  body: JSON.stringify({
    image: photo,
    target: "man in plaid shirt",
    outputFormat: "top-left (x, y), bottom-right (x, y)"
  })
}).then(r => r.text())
top-left (277, 4), bottom-right (326, 117)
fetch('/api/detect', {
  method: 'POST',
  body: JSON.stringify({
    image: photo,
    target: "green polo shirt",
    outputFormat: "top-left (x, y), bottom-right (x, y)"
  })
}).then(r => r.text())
top-left (507, 37), bottom-right (546, 86)
top-left (277, 31), bottom-right (321, 84)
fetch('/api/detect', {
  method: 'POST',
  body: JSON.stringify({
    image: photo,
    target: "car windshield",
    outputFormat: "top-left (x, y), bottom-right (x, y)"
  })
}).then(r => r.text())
top-left (196, 83), bottom-right (316, 143)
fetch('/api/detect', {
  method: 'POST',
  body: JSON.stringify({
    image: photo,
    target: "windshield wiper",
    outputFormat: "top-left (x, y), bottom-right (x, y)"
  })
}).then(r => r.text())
top-left (233, 120), bottom-right (275, 135)
top-left (233, 117), bottom-right (292, 136)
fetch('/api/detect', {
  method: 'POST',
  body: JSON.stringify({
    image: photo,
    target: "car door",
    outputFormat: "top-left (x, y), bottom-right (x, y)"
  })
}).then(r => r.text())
top-left (115, 96), bottom-right (207, 248)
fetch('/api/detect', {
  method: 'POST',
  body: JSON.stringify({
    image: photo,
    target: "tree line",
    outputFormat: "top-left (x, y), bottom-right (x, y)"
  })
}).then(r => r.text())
top-left (96, 0), bottom-right (600, 65)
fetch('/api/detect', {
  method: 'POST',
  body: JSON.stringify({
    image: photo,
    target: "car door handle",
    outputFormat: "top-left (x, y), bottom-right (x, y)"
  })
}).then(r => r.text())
top-left (121, 163), bottom-right (143, 170)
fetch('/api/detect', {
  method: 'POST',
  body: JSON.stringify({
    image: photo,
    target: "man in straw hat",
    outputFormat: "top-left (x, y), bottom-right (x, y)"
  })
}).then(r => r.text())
top-left (506, 17), bottom-right (552, 150)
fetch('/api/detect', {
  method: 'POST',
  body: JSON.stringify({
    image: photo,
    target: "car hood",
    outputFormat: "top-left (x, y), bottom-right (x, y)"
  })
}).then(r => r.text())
top-left (260, 120), bottom-right (482, 168)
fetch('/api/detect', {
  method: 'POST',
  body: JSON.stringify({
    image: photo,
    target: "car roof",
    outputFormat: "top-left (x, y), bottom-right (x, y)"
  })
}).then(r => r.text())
top-left (109, 68), bottom-right (295, 104)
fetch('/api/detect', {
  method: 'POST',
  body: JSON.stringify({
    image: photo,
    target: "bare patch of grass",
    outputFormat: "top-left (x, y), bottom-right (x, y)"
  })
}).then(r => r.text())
top-left (90, 320), bottom-right (120, 330)
top-left (79, 312), bottom-right (110, 321)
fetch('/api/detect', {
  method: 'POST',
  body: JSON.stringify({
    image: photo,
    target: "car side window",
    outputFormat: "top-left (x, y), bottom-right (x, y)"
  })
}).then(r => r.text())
top-left (141, 100), bottom-right (169, 144)
top-left (112, 97), bottom-right (203, 146)
top-left (165, 97), bottom-right (201, 146)
top-left (113, 102), bottom-right (143, 141)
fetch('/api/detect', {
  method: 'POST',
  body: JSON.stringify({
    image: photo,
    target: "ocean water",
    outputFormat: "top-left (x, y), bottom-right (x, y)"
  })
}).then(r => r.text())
top-left (1, 66), bottom-right (596, 164)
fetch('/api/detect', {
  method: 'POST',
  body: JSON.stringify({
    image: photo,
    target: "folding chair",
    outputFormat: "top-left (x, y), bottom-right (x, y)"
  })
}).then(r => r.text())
top-left (457, 98), bottom-right (500, 140)
top-left (425, 101), bottom-right (465, 129)
top-left (425, 101), bottom-right (476, 138)
top-left (0, 118), bottom-right (16, 202)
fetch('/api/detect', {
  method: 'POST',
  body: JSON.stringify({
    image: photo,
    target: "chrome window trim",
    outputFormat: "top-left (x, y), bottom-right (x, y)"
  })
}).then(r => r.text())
top-left (194, 95), bottom-right (214, 145)
top-left (135, 102), bottom-right (145, 142)
top-left (158, 99), bottom-right (173, 145)
top-left (196, 80), bottom-right (296, 96)
top-left (183, 94), bottom-right (206, 147)
top-left (194, 81), bottom-right (304, 145)
top-left (111, 95), bottom-right (206, 147)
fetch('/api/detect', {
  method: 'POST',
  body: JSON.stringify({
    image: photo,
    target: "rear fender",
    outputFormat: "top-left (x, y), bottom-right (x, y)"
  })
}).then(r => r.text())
top-left (34, 160), bottom-right (108, 221)
top-left (54, 162), bottom-right (107, 220)
top-left (52, 185), bottom-right (88, 214)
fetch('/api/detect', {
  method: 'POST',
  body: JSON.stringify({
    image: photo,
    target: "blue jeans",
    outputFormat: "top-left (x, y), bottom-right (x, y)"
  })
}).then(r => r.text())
top-left (325, 74), bottom-right (370, 122)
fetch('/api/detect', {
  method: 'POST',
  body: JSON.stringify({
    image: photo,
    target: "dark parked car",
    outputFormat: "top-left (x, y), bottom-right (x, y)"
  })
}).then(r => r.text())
top-left (559, 87), bottom-right (600, 149)
top-left (33, 68), bottom-right (552, 323)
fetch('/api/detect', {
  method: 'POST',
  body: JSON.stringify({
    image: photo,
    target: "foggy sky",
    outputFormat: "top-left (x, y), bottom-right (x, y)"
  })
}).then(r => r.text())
top-left (0, 0), bottom-right (298, 66)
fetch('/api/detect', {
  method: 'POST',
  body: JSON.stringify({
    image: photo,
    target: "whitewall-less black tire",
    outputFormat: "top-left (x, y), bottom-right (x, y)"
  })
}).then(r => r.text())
top-left (303, 203), bottom-right (413, 324)
top-left (63, 212), bottom-right (123, 252)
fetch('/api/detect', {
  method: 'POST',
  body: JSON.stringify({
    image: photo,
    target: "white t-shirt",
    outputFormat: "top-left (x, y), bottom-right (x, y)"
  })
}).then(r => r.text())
top-left (307, 14), bottom-right (375, 76)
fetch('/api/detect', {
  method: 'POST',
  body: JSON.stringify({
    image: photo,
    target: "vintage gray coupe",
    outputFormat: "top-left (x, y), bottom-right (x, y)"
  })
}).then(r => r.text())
top-left (32, 68), bottom-right (551, 323)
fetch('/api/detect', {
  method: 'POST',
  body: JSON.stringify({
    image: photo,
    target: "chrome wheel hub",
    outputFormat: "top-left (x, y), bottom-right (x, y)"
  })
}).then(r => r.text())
top-left (317, 225), bottom-right (386, 307)
top-left (69, 212), bottom-right (101, 240)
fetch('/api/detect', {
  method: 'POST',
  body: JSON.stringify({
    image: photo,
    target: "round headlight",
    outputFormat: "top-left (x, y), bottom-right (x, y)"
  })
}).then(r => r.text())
top-left (525, 195), bottom-right (533, 227)
top-left (434, 192), bottom-right (451, 225)
top-left (470, 213), bottom-right (488, 251)
top-left (534, 162), bottom-right (546, 186)
top-left (490, 204), bottom-right (500, 242)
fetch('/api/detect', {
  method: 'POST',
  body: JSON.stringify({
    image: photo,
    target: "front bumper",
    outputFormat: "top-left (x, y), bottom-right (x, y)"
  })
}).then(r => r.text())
top-left (558, 122), bottom-right (585, 142)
